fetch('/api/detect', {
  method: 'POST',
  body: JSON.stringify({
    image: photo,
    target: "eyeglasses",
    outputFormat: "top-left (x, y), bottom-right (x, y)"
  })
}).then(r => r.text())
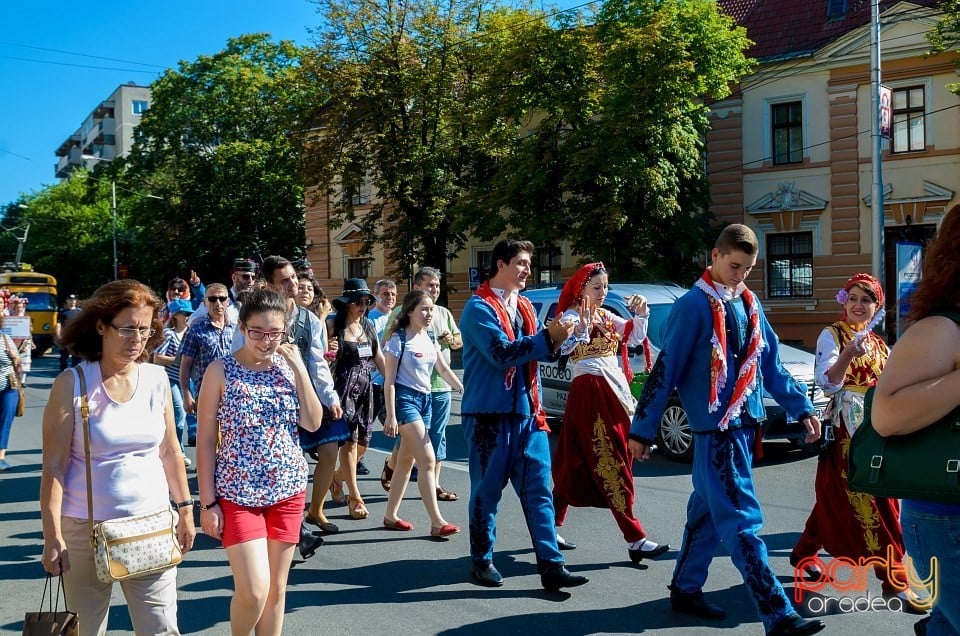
top-left (237, 273), bottom-right (256, 281)
top-left (206, 296), bottom-right (229, 303)
top-left (350, 298), bottom-right (373, 306)
top-left (246, 329), bottom-right (286, 342)
top-left (109, 324), bottom-right (156, 340)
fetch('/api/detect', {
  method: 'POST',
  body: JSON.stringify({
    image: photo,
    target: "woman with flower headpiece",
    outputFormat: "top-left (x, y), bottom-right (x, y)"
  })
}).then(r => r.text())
top-left (551, 262), bottom-right (669, 564)
top-left (790, 274), bottom-right (914, 608)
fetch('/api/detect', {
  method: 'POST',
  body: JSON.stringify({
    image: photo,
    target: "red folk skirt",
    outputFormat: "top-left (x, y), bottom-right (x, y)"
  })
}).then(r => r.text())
top-left (552, 373), bottom-right (646, 543)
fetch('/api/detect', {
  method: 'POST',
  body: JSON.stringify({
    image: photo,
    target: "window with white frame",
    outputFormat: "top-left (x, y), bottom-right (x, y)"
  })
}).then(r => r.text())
top-left (772, 101), bottom-right (803, 165)
top-left (766, 232), bottom-right (813, 298)
top-left (132, 100), bottom-right (149, 115)
top-left (892, 86), bottom-right (925, 153)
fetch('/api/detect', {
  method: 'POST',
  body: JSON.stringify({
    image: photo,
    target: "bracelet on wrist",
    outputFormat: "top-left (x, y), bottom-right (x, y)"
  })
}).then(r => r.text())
top-left (199, 497), bottom-right (220, 511)
top-left (174, 499), bottom-right (195, 509)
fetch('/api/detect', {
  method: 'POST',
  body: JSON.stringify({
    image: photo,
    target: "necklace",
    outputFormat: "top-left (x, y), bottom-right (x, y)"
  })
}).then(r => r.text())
top-left (346, 321), bottom-right (364, 341)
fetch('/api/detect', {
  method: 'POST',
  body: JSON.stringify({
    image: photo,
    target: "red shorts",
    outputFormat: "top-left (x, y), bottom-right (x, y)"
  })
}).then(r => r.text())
top-left (219, 491), bottom-right (305, 548)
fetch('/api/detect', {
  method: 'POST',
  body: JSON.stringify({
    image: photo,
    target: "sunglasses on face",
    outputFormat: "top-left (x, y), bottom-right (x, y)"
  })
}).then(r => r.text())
top-left (237, 273), bottom-right (256, 281)
top-left (350, 298), bottom-right (373, 306)
top-left (207, 296), bottom-right (229, 304)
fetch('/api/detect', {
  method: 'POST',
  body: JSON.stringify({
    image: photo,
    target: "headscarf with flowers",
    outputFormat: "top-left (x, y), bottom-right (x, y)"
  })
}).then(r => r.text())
top-left (835, 273), bottom-right (884, 322)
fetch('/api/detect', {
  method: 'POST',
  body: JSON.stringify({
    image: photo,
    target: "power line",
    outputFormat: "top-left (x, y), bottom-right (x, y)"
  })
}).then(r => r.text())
top-left (711, 101), bottom-right (960, 175)
top-left (0, 55), bottom-right (156, 74)
top-left (0, 41), bottom-right (166, 68)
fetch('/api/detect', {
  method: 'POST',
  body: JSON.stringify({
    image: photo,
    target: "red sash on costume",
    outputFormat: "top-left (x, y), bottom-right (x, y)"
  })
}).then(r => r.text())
top-left (476, 281), bottom-right (550, 432)
top-left (694, 269), bottom-right (763, 431)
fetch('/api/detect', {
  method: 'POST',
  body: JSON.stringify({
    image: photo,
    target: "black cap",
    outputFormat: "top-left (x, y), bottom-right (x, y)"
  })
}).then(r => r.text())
top-left (232, 258), bottom-right (258, 273)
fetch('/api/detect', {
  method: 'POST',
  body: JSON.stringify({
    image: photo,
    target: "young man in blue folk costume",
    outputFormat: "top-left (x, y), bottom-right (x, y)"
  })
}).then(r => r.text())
top-left (628, 224), bottom-right (825, 636)
top-left (459, 239), bottom-right (588, 592)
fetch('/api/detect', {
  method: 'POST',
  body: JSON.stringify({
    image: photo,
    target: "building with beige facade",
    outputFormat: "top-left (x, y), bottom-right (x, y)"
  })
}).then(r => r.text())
top-left (54, 83), bottom-right (152, 179)
top-left (709, 0), bottom-right (953, 346)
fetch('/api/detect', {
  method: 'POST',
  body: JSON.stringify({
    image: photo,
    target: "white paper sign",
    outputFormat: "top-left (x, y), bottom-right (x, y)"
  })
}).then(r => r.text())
top-left (0, 317), bottom-right (31, 339)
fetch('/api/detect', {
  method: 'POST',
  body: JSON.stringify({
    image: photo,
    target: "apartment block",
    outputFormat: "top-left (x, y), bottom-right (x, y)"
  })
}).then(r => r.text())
top-left (54, 83), bottom-right (152, 178)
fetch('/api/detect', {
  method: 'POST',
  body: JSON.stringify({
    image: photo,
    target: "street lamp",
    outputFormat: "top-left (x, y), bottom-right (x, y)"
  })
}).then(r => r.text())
top-left (80, 155), bottom-right (161, 280)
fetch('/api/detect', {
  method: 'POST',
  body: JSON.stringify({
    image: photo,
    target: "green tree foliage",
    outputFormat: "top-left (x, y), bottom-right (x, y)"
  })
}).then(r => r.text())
top-left (16, 173), bottom-right (115, 295)
top-left (301, 0), bottom-right (529, 289)
top-left (930, 0), bottom-right (960, 94)
top-left (123, 33), bottom-right (310, 286)
top-left (477, 0), bottom-right (754, 282)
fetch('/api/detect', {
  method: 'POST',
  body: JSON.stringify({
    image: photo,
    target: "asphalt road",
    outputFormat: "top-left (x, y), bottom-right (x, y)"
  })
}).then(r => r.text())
top-left (0, 355), bottom-right (926, 634)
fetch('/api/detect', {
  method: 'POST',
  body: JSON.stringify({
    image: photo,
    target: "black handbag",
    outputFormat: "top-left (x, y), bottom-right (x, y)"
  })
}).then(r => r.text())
top-left (847, 385), bottom-right (960, 503)
top-left (22, 574), bottom-right (78, 635)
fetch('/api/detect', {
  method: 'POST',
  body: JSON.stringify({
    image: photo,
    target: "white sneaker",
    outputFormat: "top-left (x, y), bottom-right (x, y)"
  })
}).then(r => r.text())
top-left (182, 455), bottom-right (193, 467)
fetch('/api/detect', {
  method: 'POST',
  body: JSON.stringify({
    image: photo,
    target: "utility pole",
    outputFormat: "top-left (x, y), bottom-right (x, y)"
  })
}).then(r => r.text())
top-left (14, 223), bottom-right (29, 269)
top-left (112, 180), bottom-right (118, 280)
top-left (870, 0), bottom-right (885, 287)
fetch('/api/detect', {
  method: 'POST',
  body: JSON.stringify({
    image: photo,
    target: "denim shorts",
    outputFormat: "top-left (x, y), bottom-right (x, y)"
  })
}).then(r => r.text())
top-left (395, 384), bottom-right (432, 427)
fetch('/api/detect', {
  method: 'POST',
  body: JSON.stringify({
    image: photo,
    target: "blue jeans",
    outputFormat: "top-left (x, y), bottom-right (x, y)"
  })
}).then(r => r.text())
top-left (902, 501), bottom-right (960, 635)
top-left (429, 391), bottom-right (451, 461)
top-left (0, 387), bottom-right (18, 450)
top-left (169, 380), bottom-right (186, 452)
top-left (186, 378), bottom-right (198, 441)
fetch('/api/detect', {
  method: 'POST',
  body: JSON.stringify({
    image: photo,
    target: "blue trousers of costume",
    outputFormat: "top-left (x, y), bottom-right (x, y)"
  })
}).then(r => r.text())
top-left (463, 414), bottom-right (563, 566)
top-left (672, 425), bottom-right (794, 632)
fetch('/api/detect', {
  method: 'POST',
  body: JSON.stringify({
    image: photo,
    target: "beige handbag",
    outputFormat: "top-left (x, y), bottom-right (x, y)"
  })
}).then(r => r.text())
top-left (76, 366), bottom-right (183, 583)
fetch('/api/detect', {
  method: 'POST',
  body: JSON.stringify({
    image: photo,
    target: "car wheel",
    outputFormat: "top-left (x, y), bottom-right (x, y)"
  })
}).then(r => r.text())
top-left (657, 401), bottom-right (694, 462)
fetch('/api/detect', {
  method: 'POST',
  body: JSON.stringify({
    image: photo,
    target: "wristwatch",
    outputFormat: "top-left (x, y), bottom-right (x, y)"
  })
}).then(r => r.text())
top-left (199, 497), bottom-right (220, 511)
top-left (174, 499), bottom-right (195, 509)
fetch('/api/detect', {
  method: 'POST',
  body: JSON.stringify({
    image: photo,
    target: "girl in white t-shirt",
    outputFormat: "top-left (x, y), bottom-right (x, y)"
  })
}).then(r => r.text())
top-left (382, 290), bottom-right (464, 537)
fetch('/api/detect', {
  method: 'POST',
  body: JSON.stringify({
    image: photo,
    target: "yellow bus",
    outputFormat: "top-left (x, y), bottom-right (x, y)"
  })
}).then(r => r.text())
top-left (0, 270), bottom-right (58, 354)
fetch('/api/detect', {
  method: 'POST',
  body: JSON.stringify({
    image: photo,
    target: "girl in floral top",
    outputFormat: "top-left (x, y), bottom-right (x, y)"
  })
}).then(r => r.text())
top-left (196, 289), bottom-right (324, 636)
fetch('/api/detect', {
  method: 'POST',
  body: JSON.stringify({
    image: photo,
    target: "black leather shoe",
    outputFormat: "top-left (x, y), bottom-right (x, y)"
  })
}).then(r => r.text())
top-left (629, 541), bottom-right (670, 563)
top-left (297, 523), bottom-right (324, 560)
top-left (768, 614), bottom-right (825, 636)
top-left (539, 562), bottom-right (589, 591)
top-left (556, 536), bottom-right (577, 551)
top-left (357, 460), bottom-right (370, 475)
top-left (471, 562), bottom-right (504, 587)
top-left (669, 589), bottom-right (726, 619)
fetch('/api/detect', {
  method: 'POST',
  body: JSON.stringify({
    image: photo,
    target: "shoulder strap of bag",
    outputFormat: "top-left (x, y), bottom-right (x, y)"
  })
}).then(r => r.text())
top-left (931, 310), bottom-right (960, 324)
top-left (292, 306), bottom-right (312, 362)
top-left (75, 366), bottom-right (95, 547)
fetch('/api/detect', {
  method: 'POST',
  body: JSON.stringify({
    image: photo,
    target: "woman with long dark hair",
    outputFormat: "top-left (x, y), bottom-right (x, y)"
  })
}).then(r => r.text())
top-left (325, 279), bottom-right (385, 520)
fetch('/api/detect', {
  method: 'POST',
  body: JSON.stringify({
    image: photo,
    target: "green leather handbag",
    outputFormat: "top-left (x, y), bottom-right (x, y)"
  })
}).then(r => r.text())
top-left (847, 387), bottom-right (960, 503)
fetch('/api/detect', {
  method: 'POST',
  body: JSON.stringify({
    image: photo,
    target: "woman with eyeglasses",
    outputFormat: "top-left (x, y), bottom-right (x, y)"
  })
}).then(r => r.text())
top-left (325, 279), bottom-right (386, 520)
top-left (196, 288), bottom-right (324, 635)
top-left (39, 280), bottom-right (194, 635)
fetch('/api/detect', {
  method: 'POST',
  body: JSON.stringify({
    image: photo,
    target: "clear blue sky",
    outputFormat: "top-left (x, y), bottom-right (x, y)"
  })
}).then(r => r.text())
top-left (0, 0), bottom-right (589, 206)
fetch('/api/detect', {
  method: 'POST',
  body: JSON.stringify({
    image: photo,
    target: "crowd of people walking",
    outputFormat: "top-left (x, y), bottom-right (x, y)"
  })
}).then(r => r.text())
top-left (26, 206), bottom-right (960, 635)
